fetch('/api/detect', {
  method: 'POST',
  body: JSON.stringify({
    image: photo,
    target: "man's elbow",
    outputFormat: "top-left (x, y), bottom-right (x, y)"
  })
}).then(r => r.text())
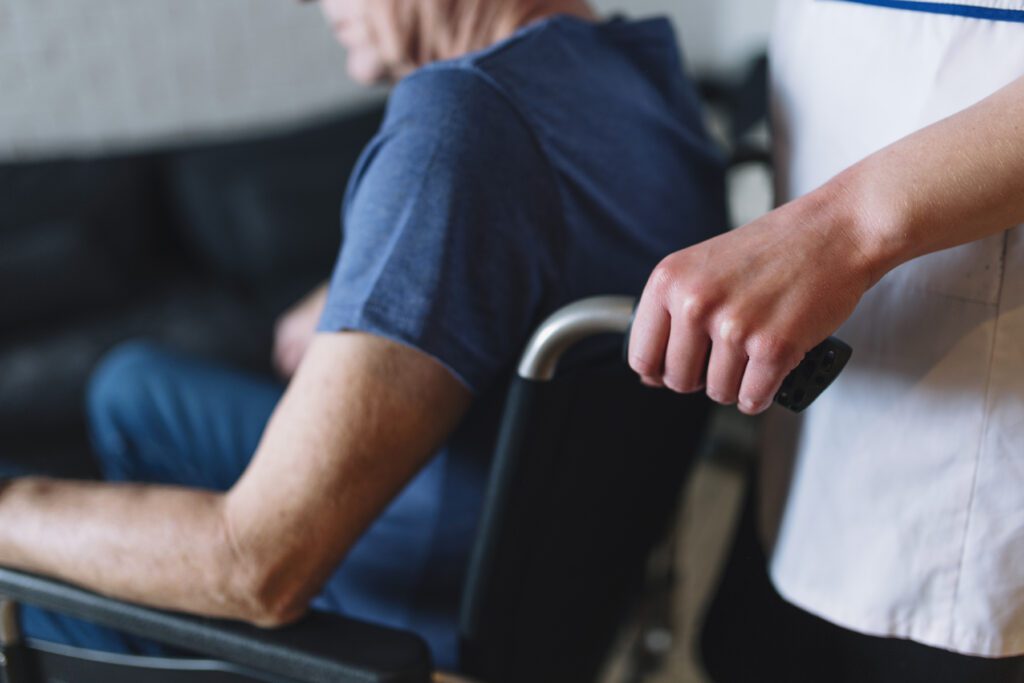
top-left (225, 562), bottom-right (314, 628)
top-left (243, 595), bottom-right (310, 630)
top-left (211, 502), bottom-right (317, 627)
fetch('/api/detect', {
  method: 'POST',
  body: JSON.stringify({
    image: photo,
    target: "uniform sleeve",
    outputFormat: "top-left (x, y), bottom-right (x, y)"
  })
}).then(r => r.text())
top-left (317, 66), bottom-right (564, 393)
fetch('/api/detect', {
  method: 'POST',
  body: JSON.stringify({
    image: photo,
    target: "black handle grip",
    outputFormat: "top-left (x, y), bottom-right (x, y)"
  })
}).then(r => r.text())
top-left (624, 325), bottom-right (852, 413)
top-left (774, 337), bottom-right (852, 413)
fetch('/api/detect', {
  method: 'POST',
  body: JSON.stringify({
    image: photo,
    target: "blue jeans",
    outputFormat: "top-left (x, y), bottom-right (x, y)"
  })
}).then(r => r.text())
top-left (23, 341), bottom-right (472, 668)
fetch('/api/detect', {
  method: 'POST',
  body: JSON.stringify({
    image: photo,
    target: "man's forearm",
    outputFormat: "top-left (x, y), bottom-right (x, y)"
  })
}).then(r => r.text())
top-left (0, 478), bottom-right (262, 621)
top-left (835, 75), bottom-right (1024, 278)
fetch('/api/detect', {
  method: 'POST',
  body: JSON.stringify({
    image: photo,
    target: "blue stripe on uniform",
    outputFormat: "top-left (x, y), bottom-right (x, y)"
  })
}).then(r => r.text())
top-left (829, 0), bottom-right (1024, 22)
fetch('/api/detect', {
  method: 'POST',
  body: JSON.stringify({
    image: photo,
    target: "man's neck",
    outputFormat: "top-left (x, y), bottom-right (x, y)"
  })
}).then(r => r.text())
top-left (491, 0), bottom-right (598, 42)
top-left (428, 1), bottom-right (598, 67)
top-left (506, 0), bottom-right (599, 32)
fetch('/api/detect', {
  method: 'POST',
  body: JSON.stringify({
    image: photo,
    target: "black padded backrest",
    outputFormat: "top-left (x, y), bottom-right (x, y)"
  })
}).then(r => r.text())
top-left (460, 351), bottom-right (710, 682)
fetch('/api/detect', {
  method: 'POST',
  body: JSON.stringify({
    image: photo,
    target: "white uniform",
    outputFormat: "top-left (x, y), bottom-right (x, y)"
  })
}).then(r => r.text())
top-left (762, 0), bottom-right (1024, 658)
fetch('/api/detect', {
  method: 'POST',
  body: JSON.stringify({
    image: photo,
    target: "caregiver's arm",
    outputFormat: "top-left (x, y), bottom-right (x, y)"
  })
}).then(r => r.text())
top-left (0, 333), bottom-right (471, 625)
top-left (629, 74), bottom-right (1024, 414)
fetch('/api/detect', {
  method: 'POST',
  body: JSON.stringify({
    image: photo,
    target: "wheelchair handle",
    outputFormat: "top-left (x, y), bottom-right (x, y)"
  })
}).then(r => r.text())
top-left (518, 296), bottom-right (636, 381)
top-left (517, 296), bottom-right (852, 413)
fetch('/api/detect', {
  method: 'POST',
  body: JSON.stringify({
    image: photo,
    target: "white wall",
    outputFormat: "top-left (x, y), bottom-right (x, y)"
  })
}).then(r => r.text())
top-left (0, 0), bottom-right (776, 161)
top-left (0, 1), bottom-right (375, 160)
top-left (595, 0), bottom-right (777, 76)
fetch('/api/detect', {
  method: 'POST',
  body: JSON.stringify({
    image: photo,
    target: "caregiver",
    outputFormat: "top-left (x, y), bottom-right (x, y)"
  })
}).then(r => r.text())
top-left (629, 1), bottom-right (1024, 680)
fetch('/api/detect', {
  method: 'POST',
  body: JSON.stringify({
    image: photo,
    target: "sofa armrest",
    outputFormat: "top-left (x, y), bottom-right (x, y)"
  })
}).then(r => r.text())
top-left (0, 568), bottom-right (432, 683)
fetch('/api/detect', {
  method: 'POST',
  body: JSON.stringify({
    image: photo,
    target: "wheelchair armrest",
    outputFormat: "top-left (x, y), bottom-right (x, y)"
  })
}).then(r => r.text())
top-left (0, 568), bottom-right (432, 683)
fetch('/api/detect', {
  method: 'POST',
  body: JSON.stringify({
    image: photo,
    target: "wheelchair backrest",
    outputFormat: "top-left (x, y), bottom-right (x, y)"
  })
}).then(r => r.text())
top-left (459, 350), bottom-right (710, 682)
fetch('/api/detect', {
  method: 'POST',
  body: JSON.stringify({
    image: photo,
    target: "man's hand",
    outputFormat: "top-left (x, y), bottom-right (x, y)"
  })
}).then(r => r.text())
top-left (628, 184), bottom-right (878, 415)
top-left (273, 284), bottom-right (328, 379)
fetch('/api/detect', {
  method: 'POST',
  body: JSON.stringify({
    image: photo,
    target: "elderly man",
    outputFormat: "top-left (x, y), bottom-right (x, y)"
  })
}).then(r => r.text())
top-left (9, 0), bottom-right (725, 668)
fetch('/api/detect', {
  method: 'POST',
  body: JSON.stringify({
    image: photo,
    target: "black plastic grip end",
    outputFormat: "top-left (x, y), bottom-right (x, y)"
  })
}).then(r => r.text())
top-left (774, 337), bottom-right (853, 413)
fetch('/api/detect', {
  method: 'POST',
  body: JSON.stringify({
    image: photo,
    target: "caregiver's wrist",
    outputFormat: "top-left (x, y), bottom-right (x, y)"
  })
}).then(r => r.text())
top-left (812, 164), bottom-right (914, 288)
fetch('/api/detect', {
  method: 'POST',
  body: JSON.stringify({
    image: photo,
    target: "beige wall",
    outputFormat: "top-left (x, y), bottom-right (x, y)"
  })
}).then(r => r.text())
top-left (0, 0), bottom-right (776, 161)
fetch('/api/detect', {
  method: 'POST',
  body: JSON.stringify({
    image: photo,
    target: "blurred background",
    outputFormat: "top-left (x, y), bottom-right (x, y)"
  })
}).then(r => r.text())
top-left (1, 1), bottom-right (777, 680)
top-left (0, 0), bottom-right (775, 158)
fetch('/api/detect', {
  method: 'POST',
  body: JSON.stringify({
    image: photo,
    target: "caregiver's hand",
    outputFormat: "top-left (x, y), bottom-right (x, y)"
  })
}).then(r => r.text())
top-left (628, 184), bottom-right (880, 415)
top-left (629, 74), bottom-right (1024, 415)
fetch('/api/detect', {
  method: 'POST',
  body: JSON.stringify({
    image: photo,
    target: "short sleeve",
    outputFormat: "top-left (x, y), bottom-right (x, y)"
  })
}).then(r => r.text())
top-left (317, 66), bottom-right (564, 393)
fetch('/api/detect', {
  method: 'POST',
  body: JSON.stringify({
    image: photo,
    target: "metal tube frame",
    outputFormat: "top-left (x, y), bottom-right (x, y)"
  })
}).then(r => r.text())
top-left (516, 296), bottom-right (637, 382)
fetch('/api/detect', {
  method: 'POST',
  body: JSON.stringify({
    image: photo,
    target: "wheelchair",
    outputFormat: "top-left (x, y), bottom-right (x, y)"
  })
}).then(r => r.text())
top-left (0, 296), bottom-right (711, 683)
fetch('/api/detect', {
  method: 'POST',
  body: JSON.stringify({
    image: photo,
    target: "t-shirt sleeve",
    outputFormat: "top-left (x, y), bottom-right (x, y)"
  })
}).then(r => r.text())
top-left (317, 66), bottom-right (564, 393)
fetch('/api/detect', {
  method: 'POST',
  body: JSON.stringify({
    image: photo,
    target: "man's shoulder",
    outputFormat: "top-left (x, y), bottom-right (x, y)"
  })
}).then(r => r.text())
top-left (386, 17), bottom-right (580, 129)
top-left (385, 59), bottom-right (520, 129)
top-left (380, 62), bottom-right (539, 167)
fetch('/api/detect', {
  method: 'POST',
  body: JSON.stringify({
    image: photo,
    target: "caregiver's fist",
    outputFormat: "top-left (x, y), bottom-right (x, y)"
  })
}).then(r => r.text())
top-left (628, 187), bottom-right (881, 415)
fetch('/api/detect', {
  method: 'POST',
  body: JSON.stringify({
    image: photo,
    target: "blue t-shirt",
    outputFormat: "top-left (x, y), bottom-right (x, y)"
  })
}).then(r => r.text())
top-left (315, 15), bottom-right (726, 668)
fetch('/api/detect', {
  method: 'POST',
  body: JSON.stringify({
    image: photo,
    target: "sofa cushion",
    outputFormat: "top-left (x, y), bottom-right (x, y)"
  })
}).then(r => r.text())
top-left (0, 156), bottom-right (170, 329)
top-left (165, 104), bottom-right (385, 311)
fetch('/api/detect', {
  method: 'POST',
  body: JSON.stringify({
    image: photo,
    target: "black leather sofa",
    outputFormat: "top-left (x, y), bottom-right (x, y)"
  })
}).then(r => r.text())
top-left (0, 103), bottom-right (385, 477)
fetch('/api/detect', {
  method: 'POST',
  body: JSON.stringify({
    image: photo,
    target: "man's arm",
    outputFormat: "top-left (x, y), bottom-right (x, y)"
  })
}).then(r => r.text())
top-left (0, 333), bottom-right (472, 626)
top-left (629, 75), bottom-right (1024, 413)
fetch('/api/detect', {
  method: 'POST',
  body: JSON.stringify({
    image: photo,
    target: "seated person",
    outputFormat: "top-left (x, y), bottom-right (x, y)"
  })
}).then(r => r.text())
top-left (7, 0), bottom-right (726, 669)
